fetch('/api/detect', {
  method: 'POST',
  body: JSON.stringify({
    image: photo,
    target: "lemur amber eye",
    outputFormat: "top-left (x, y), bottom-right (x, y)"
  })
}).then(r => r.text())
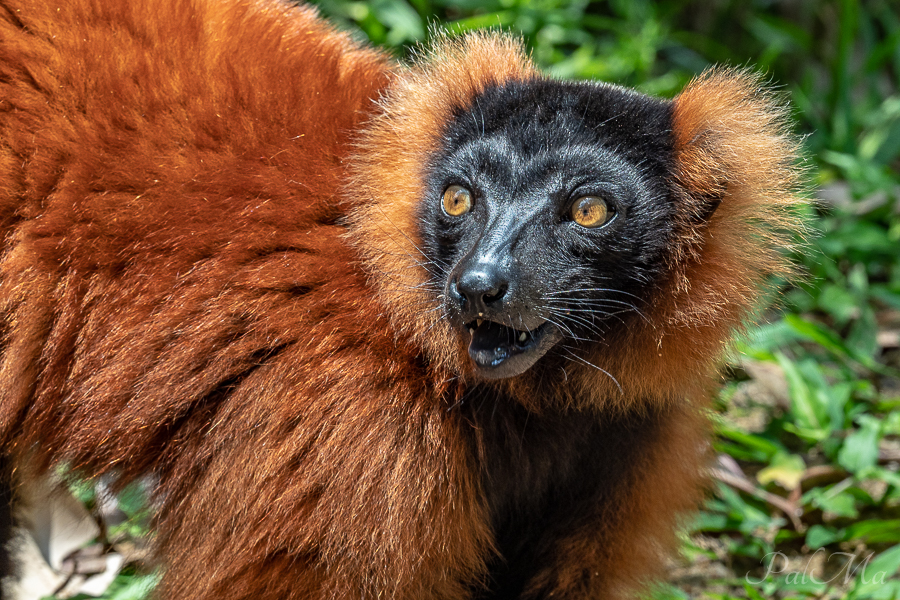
top-left (571, 196), bottom-right (611, 228)
top-left (442, 185), bottom-right (472, 217)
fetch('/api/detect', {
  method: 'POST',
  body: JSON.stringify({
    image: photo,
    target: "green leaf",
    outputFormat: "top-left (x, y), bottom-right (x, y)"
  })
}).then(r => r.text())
top-left (852, 580), bottom-right (900, 600)
top-left (690, 510), bottom-right (729, 533)
top-left (106, 573), bottom-right (159, 600)
top-left (883, 409), bottom-right (900, 435)
top-left (845, 520), bottom-right (900, 544)
top-left (116, 482), bottom-right (151, 519)
top-left (742, 583), bottom-right (767, 600)
top-left (715, 483), bottom-right (780, 535)
top-left (849, 545), bottom-right (900, 599)
top-left (757, 453), bottom-right (806, 491)
top-left (370, 0), bottom-right (425, 46)
top-left (805, 524), bottom-right (843, 549)
top-left (716, 424), bottom-right (783, 462)
top-left (838, 415), bottom-right (882, 474)
top-left (741, 319), bottom-right (805, 357)
top-left (776, 353), bottom-right (830, 441)
top-left (865, 545), bottom-right (900, 578)
top-left (846, 305), bottom-right (880, 361)
top-left (65, 477), bottom-right (96, 507)
top-left (781, 314), bottom-right (900, 377)
top-left (783, 314), bottom-right (852, 359)
top-left (814, 490), bottom-right (860, 519)
top-left (818, 283), bottom-right (861, 324)
top-left (644, 583), bottom-right (691, 600)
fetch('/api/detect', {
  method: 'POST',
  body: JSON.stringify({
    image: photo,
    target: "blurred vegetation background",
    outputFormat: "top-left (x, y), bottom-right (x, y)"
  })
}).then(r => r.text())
top-left (49, 1), bottom-right (899, 599)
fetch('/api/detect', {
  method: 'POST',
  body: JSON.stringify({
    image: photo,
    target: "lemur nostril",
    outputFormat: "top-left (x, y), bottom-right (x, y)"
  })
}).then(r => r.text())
top-left (457, 266), bottom-right (508, 311)
top-left (449, 280), bottom-right (467, 308)
top-left (482, 283), bottom-right (507, 305)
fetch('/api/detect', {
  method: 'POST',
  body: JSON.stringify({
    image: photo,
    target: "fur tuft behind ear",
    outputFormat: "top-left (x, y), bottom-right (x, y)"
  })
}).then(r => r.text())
top-left (672, 68), bottom-right (803, 223)
top-left (574, 68), bottom-right (808, 409)
top-left (668, 67), bottom-right (806, 309)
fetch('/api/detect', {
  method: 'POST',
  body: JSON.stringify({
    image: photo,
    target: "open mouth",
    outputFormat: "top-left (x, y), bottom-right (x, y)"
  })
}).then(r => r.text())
top-left (465, 319), bottom-right (561, 379)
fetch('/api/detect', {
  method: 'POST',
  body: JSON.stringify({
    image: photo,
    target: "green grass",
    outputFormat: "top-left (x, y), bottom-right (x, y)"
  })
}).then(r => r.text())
top-left (49, 1), bottom-right (900, 598)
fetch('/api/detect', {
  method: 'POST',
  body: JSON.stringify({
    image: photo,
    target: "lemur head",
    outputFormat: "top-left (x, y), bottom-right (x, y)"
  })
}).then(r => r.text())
top-left (348, 33), bottom-right (802, 403)
top-left (418, 79), bottom-right (676, 379)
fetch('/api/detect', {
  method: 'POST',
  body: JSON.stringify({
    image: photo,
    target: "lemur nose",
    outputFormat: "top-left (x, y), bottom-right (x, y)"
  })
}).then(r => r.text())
top-left (454, 265), bottom-right (508, 312)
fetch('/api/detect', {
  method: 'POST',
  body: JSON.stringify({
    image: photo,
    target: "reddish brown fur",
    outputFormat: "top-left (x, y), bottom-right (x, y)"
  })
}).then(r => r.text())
top-left (0, 0), bottom-right (804, 599)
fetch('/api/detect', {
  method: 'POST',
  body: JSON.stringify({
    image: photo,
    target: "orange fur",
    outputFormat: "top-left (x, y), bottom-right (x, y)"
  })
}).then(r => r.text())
top-left (0, 0), bottom-right (805, 599)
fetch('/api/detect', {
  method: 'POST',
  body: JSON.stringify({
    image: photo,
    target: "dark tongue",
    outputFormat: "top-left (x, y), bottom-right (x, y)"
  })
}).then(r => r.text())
top-left (469, 321), bottom-right (517, 367)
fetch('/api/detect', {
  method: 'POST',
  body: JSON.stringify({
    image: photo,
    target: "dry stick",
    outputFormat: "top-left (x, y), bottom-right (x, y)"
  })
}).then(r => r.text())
top-left (711, 468), bottom-right (805, 531)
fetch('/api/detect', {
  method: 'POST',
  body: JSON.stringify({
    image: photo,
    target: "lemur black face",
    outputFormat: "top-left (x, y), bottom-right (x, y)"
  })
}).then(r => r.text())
top-left (419, 79), bottom-right (678, 379)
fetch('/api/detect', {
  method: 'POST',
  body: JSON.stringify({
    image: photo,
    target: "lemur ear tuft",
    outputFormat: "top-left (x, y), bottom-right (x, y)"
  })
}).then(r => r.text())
top-left (671, 68), bottom-right (804, 228)
top-left (649, 67), bottom-right (808, 352)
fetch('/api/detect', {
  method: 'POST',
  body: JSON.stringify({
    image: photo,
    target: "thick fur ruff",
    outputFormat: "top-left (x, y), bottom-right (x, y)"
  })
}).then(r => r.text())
top-left (0, 0), bottom-right (804, 599)
top-left (352, 44), bottom-right (804, 410)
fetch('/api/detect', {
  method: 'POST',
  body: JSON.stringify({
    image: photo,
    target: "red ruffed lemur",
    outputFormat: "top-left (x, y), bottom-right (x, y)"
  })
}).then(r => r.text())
top-left (0, 0), bottom-right (805, 598)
